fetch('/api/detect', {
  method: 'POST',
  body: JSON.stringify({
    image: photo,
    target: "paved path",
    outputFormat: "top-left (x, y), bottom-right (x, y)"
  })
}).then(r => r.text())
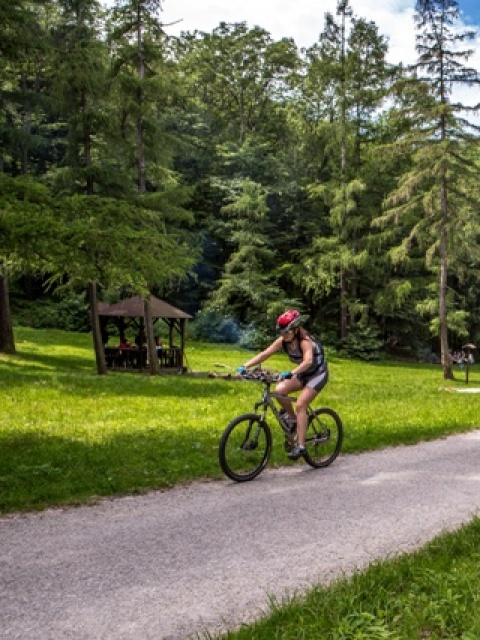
top-left (2, 430), bottom-right (480, 639)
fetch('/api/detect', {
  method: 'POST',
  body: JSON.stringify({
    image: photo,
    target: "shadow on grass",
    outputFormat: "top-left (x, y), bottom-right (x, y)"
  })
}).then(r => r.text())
top-left (0, 357), bottom-right (246, 400)
top-left (14, 327), bottom-right (92, 349)
top-left (13, 350), bottom-right (95, 372)
top-left (365, 358), bottom-right (479, 385)
top-left (0, 428), bottom-right (224, 515)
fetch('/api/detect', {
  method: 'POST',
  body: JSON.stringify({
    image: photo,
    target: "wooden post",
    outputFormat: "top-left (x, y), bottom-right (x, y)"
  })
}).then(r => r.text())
top-left (89, 281), bottom-right (107, 375)
top-left (144, 297), bottom-right (159, 375)
top-left (180, 319), bottom-right (186, 370)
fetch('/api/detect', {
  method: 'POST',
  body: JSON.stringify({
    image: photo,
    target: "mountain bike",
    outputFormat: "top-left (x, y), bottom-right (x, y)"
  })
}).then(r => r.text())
top-left (218, 368), bottom-right (343, 482)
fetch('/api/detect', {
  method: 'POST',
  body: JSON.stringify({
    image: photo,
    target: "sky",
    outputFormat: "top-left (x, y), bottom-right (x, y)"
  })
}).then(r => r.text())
top-left (156, 0), bottom-right (480, 110)
top-left (159, 1), bottom-right (480, 58)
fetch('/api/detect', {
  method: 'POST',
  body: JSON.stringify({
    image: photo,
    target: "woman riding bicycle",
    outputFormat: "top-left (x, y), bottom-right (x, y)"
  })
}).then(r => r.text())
top-left (238, 310), bottom-right (328, 460)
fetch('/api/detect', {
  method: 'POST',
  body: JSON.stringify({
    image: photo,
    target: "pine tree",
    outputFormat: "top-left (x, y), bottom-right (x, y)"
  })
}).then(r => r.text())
top-left (0, 0), bottom-right (48, 353)
top-left (375, 0), bottom-right (480, 379)
top-left (207, 178), bottom-right (287, 326)
top-left (297, 0), bottom-right (392, 345)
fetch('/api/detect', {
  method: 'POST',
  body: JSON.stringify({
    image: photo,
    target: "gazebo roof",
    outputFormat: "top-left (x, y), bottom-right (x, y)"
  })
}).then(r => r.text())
top-left (98, 295), bottom-right (192, 319)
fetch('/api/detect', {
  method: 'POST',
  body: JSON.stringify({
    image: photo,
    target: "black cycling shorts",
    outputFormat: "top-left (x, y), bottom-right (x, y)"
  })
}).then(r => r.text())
top-left (297, 367), bottom-right (329, 392)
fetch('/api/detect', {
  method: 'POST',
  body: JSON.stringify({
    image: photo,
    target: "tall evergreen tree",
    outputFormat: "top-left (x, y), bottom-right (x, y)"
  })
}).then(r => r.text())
top-left (108, 0), bottom-right (170, 194)
top-left (108, 0), bottom-right (198, 372)
top-left (175, 23), bottom-right (300, 329)
top-left (296, 0), bottom-right (392, 344)
top-left (375, 0), bottom-right (480, 379)
top-left (207, 178), bottom-right (287, 325)
top-left (48, 0), bottom-right (115, 373)
top-left (0, 0), bottom-right (49, 352)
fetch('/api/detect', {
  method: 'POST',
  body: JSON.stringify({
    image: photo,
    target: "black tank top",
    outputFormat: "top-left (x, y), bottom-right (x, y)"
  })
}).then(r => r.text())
top-left (282, 332), bottom-right (326, 375)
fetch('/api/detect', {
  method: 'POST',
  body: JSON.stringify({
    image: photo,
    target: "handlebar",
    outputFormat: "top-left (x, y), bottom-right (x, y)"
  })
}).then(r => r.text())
top-left (238, 368), bottom-right (280, 383)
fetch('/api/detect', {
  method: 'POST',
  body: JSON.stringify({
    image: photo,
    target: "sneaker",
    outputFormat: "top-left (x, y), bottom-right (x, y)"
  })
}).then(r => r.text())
top-left (288, 445), bottom-right (306, 460)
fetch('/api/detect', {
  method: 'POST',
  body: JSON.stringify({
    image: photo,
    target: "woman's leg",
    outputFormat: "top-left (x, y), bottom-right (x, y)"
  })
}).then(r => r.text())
top-left (275, 378), bottom-right (302, 419)
top-left (295, 387), bottom-right (319, 446)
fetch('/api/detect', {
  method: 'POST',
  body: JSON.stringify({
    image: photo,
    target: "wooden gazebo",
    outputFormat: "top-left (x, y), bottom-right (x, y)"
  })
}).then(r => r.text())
top-left (98, 295), bottom-right (192, 371)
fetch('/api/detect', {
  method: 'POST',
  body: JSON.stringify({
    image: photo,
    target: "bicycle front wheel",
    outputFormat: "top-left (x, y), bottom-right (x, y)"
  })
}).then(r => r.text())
top-left (219, 413), bottom-right (272, 482)
top-left (304, 408), bottom-right (343, 469)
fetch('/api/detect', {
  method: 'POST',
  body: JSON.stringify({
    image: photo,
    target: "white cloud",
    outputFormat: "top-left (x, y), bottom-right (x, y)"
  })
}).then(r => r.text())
top-left (162, 0), bottom-right (419, 63)
top-left (161, 0), bottom-right (480, 69)
top-left (159, 0), bottom-right (480, 118)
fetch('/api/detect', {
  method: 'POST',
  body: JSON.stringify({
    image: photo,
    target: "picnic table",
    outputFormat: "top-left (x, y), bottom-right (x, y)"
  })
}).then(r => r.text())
top-left (104, 346), bottom-right (182, 370)
top-left (104, 346), bottom-right (147, 369)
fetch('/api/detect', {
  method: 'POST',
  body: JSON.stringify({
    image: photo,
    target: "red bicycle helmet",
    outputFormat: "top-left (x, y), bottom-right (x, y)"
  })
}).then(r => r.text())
top-left (276, 309), bottom-right (302, 334)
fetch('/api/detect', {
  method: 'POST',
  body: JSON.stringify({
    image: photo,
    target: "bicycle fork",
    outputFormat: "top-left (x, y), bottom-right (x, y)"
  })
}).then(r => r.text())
top-left (241, 411), bottom-right (266, 451)
top-left (239, 400), bottom-right (269, 451)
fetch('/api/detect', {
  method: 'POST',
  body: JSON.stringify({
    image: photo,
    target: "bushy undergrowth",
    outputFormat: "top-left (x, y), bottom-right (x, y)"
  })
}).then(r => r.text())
top-left (188, 310), bottom-right (271, 350)
top-left (339, 323), bottom-right (385, 361)
top-left (11, 295), bottom-right (452, 361)
top-left (12, 293), bottom-right (90, 332)
top-left (188, 309), bottom-right (241, 344)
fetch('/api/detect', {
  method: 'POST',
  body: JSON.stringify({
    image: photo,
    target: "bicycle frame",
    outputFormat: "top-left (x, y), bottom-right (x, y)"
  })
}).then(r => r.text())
top-left (253, 383), bottom-right (294, 434)
top-left (249, 371), bottom-right (319, 439)
top-left (218, 369), bottom-right (344, 481)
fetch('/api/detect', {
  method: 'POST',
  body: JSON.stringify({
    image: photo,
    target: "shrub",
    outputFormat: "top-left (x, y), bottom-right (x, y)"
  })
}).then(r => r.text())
top-left (13, 293), bottom-right (90, 332)
top-left (340, 323), bottom-right (384, 361)
top-left (238, 324), bottom-right (271, 350)
top-left (188, 309), bottom-right (241, 344)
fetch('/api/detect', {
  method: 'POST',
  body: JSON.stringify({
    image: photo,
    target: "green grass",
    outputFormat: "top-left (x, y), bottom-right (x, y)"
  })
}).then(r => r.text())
top-left (1, 326), bottom-right (479, 514)
top-left (218, 518), bottom-right (480, 639)
top-left (2, 327), bottom-right (480, 639)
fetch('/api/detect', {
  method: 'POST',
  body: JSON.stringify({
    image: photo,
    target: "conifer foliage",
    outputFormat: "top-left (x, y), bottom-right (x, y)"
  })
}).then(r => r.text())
top-left (375, 0), bottom-right (480, 378)
top-left (1, 0), bottom-right (480, 372)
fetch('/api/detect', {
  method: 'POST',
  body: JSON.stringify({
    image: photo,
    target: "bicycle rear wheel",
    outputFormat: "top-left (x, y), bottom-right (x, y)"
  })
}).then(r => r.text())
top-left (304, 407), bottom-right (343, 468)
top-left (219, 413), bottom-right (272, 482)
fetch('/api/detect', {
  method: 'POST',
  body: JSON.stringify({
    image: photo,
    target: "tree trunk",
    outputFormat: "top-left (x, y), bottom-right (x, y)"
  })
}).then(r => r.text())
top-left (0, 264), bottom-right (16, 354)
top-left (339, 5), bottom-right (349, 342)
top-left (21, 70), bottom-right (30, 175)
top-left (439, 176), bottom-right (453, 380)
top-left (340, 263), bottom-right (348, 340)
top-left (88, 281), bottom-right (107, 375)
top-left (137, 3), bottom-right (146, 194)
top-left (144, 297), bottom-right (159, 375)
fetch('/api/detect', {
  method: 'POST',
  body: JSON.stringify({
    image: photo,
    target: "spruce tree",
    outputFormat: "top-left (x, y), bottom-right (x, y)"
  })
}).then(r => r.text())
top-left (375, 0), bottom-right (480, 379)
top-left (0, 0), bottom-right (48, 353)
top-left (298, 0), bottom-right (392, 345)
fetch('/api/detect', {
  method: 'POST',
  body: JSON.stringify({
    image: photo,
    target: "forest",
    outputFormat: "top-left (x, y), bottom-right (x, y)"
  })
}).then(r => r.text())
top-left (1, 0), bottom-right (480, 378)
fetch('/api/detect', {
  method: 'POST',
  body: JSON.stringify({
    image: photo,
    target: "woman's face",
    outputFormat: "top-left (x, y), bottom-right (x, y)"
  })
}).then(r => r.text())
top-left (282, 329), bottom-right (296, 343)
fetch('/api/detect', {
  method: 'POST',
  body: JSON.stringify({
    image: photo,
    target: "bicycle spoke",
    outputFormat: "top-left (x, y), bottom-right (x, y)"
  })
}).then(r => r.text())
top-left (218, 370), bottom-right (342, 480)
top-left (219, 414), bottom-right (272, 482)
top-left (303, 408), bottom-right (343, 468)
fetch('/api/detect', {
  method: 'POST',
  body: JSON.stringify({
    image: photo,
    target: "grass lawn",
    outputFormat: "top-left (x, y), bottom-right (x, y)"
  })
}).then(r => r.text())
top-left (2, 326), bottom-right (480, 639)
top-left (1, 326), bottom-right (479, 514)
